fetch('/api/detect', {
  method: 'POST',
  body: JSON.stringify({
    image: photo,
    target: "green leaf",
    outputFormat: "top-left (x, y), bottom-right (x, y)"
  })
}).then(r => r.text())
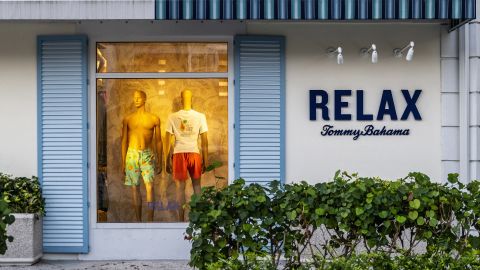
top-left (395, 215), bottom-right (407, 224)
top-left (379, 211), bottom-right (389, 219)
top-left (409, 199), bottom-right (421, 209)
top-left (355, 207), bottom-right (364, 216)
top-left (256, 196), bottom-right (266, 203)
top-left (429, 218), bottom-right (438, 227)
top-left (315, 208), bottom-right (326, 216)
top-left (447, 173), bottom-right (459, 184)
top-left (416, 216), bottom-right (425, 226)
top-left (287, 210), bottom-right (297, 221)
top-left (242, 224), bottom-right (252, 232)
top-left (205, 161), bottom-right (223, 172)
top-left (408, 211), bottom-right (418, 220)
top-left (384, 220), bottom-right (392, 228)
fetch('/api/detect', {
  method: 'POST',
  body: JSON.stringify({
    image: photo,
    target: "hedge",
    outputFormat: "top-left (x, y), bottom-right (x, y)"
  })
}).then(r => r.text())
top-left (186, 172), bottom-right (480, 269)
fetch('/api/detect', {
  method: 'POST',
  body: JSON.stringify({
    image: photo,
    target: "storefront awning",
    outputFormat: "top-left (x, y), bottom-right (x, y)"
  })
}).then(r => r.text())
top-left (155, 0), bottom-right (475, 23)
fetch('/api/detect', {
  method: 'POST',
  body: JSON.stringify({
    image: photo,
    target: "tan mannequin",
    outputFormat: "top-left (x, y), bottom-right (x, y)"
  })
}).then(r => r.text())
top-left (121, 90), bottom-right (163, 222)
top-left (166, 90), bottom-right (208, 221)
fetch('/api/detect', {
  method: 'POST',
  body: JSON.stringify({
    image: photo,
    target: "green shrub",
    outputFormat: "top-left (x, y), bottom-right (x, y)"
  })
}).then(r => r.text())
top-left (0, 198), bottom-right (14, 255)
top-left (186, 172), bottom-right (480, 269)
top-left (0, 173), bottom-right (45, 214)
top-left (316, 252), bottom-right (480, 270)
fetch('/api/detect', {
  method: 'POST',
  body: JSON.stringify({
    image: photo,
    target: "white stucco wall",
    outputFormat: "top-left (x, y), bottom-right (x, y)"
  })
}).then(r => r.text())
top-left (248, 23), bottom-right (442, 183)
top-left (0, 21), bottom-right (445, 260)
top-left (0, 23), bottom-right (75, 177)
top-left (69, 22), bottom-right (442, 260)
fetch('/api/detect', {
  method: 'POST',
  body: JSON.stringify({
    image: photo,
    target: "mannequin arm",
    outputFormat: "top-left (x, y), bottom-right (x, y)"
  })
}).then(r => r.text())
top-left (121, 118), bottom-right (128, 173)
top-left (165, 132), bottom-right (173, 174)
top-left (200, 132), bottom-right (209, 173)
top-left (154, 118), bottom-right (163, 175)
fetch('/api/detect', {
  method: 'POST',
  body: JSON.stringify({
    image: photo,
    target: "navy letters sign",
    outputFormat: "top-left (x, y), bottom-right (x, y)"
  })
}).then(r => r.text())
top-left (309, 89), bottom-right (422, 140)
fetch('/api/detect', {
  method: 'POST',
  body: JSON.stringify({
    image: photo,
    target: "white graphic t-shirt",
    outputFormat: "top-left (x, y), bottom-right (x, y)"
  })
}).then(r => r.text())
top-left (166, 109), bottom-right (208, 154)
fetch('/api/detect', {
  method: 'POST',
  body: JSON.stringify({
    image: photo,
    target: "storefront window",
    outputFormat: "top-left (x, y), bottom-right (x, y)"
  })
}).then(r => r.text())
top-left (96, 43), bottom-right (228, 223)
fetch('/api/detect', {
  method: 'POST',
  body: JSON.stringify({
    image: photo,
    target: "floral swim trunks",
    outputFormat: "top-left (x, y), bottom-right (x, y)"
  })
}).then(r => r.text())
top-left (124, 148), bottom-right (155, 186)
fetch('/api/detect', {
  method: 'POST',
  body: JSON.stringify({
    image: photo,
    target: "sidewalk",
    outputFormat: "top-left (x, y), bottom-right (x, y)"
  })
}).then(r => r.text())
top-left (0, 261), bottom-right (192, 270)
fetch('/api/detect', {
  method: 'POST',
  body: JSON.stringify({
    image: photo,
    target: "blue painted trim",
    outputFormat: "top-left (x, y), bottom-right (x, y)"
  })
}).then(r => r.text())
top-left (223, 0), bottom-right (233, 19)
top-left (234, 35), bottom-right (286, 185)
top-left (385, 0), bottom-right (395, 19)
top-left (318, 0), bottom-right (328, 19)
top-left (236, 0), bottom-right (247, 19)
top-left (466, 0), bottom-right (476, 19)
top-left (36, 36), bottom-right (43, 216)
top-left (304, 0), bottom-right (315, 20)
top-left (357, 0), bottom-right (368, 19)
top-left (197, 0), bottom-right (206, 20)
top-left (155, 0), bottom-right (167, 19)
top-left (451, 0), bottom-right (462, 19)
top-left (372, 0), bottom-right (382, 19)
top-left (331, 0), bottom-right (342, 19)
top-left (399, 0), bottom-right (409, 19)
top-left (425, 0), bottom-right (436, 19)
top-left (42, 246), bottom-right (90, 254)
top-left (153, 0), bottom-right (475, 21)
top-left (184, 0), bottom-right (194, 20)
top-left (291, 0), bottom-right (302, 19)
top-left (37, 35), bottom-right (89, 254)
top-left (170, 0), bottom-right (179, 19)
top-left (278, 0), bottom-right (288, 19)
top-left (264, 0), bottom-right (275, 19)
top-left (439, 0), bottom-right (449, 19)
top-left (80, 34), bottom-right (89, 256)
top-left (345, 0), bottom-right (356, 19)
top-left (209, 0), bottom-right (221, 19)
top-left (250, 0), bottom-right (260, 19)
top-left (279, 37), bottom-right (286, 185)
top-left (234, 36), bottom-right (241, 180)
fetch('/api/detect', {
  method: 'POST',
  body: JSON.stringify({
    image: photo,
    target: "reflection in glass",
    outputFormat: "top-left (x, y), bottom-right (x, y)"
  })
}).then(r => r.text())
top-left (96, 42), bottom-right (228, 73)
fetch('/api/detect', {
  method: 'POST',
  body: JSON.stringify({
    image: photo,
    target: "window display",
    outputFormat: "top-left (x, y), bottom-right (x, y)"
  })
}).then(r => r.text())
top-left (96, 42), bottom-right (228, 223)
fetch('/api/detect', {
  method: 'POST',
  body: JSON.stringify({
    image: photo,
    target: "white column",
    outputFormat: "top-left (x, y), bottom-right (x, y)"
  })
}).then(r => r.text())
top-left (441, 27), bottom-right (460, 182)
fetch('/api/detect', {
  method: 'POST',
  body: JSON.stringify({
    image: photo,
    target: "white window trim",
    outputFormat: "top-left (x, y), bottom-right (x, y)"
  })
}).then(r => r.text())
top-left (88, 36), bottom-right (235, 230)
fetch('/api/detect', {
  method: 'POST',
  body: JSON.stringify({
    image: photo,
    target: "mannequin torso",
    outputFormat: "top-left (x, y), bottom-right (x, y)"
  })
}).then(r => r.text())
top-left (125, 112), bottom-right (158, 150)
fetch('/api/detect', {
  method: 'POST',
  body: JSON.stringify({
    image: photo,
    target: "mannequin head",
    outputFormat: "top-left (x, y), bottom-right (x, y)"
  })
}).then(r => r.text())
top-left (181, 90), bottom-right (192, 110)
top-left (133, 90), bottom-right (147, 108)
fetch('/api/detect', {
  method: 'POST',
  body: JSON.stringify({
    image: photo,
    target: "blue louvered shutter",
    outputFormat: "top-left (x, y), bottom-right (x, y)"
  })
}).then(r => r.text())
top-left (234, 36), bottom-right (285, 185)
top-left (37, 36), bottom-right (89, 253)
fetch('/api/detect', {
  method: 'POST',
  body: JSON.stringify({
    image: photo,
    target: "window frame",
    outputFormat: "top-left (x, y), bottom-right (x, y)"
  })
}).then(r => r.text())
top-left (89, 37), bottom-right (234, 229)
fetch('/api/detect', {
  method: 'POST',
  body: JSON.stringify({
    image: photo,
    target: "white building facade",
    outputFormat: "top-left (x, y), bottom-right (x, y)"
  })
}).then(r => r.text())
top-left (0, 0), bottom-right (478, 260)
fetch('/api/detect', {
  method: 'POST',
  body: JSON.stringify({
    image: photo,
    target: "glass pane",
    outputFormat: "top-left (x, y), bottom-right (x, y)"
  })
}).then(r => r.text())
top-left (96, 78), bottom-right (228, 223)
top-left (96, 43), bottom-right (228, 73)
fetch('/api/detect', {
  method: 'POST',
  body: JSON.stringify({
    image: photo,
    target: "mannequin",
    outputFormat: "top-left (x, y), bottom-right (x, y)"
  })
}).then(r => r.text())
top-left (166, 90), bottom-right (208, 221)
top-left (121, 90), bottom-right (163, 222)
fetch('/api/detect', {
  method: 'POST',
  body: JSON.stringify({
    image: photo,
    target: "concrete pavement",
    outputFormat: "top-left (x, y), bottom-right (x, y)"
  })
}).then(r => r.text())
top-left (0, 260), bottom-right (192, 270)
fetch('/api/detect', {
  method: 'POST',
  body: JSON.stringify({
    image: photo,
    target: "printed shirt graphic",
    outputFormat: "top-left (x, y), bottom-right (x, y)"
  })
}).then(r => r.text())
top-left (166, 109), bottom-right (208, 154)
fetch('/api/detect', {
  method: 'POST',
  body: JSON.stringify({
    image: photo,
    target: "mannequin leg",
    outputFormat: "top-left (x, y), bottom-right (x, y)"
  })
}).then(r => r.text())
top-left (175, 180), bottom-right (186, 222)
top-left (145, 182), bottom-right (154, 222)
top-left (131, 186), bottom-right (142, 222)
top-left (182, 178), bottom-right (201, 222)
top-left (192, 178), bottom-right (201, 195)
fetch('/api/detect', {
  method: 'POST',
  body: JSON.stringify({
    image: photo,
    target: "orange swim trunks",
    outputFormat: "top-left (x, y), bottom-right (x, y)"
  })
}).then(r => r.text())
top-left (173, 153), bottom-right (202, 181)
